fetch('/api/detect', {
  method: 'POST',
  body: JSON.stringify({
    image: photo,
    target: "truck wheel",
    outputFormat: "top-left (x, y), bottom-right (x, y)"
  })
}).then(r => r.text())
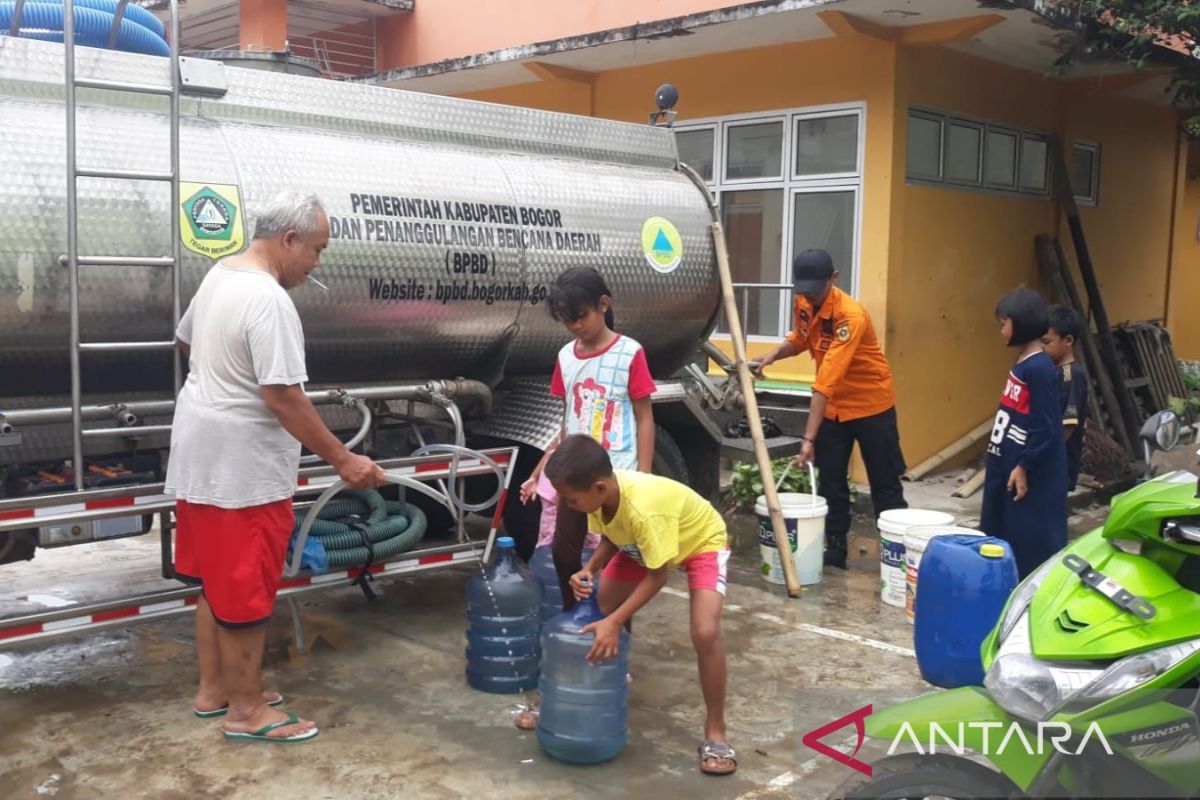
top-left (828, 753), bottom-right (1019, 800)
top-left (652, 426), bottom-right (688, 485)
top-left (0, 530), bottom-right (36, 565)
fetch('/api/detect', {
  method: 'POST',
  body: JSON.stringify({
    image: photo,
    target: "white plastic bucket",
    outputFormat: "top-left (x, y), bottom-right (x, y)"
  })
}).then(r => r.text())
top-left (755, 492), bottom-right (828, 586)
top-left (877, 509), bottom-right (954, 609)
top-left (904, 525), bottom-right (984, 624)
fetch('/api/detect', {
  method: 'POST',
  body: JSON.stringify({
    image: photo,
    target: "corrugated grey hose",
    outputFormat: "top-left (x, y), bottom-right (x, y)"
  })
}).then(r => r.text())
top-left (292, 489), bottom-right (428, 570)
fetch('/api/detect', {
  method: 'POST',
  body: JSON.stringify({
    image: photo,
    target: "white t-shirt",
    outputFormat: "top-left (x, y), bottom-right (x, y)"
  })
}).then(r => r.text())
top-left (164, 263), bottom-right (308, 509)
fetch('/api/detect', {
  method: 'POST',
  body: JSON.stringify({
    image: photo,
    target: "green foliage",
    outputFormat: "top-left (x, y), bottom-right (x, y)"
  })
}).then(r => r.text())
top-left (727, 458), bottom-right (857, 512)
top-left (1064, 1), bottom-right (1200, 135)
top-left (1169, 361), bottom-right (1200, 423)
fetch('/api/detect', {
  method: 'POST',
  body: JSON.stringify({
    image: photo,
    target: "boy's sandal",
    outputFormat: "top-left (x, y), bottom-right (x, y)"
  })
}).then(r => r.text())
top-left (698, 740), bottom-right (737, 775)
top-left (222, 711), bottom-right (319, 743)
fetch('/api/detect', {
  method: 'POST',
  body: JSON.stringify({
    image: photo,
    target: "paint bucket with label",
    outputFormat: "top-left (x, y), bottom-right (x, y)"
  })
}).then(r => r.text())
top-left (904, 525), bottom-right (985, 624)
top-left (755, 490), bottom-right (828, 586)
top-left (877, 509), bottom-right (955, 608)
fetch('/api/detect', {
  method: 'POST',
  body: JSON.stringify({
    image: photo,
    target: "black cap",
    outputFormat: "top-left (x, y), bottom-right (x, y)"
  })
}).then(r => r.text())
top-left (792, 249), bottom-right (834, 295)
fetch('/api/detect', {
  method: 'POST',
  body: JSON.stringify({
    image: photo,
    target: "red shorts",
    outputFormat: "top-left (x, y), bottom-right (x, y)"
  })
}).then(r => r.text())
top-left (601, 549), bottom-right (730, 596)
top-left (174, 498), bottom-right (294, 627)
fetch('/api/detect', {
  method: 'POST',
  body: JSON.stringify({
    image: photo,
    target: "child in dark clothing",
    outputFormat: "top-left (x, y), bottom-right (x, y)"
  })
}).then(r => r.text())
top-left (1043, 305), bottom-right (1090, 492)
top-left (981, 288), bottom-right (1068, 579)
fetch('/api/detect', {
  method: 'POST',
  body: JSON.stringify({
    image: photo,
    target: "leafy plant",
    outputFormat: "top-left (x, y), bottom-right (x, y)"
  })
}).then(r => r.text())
top-left (727, 458), bottom-right (856, 513)
top-left (1055, 1), bottom-right (1200, 136)
top-left (1169, 361), bottom-right (1200, 424)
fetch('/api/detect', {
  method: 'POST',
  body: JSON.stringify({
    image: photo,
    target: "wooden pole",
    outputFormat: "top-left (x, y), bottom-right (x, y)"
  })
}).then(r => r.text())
top-left (951, 469), bottom-right (987, 499)
top-left (1035, 234), bottom-right (1136, 455)
top-left (902, 418), bottom-right (992, 482)
top-left (710, 221), bottom-right (803, 597)
top-left (1049, 136), bottom-right (1142, 443)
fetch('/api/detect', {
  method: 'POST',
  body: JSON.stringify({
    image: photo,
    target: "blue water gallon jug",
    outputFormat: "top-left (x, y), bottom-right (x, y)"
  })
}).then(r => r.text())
top-left (465, 536), bottom-right (543, 693)
top-left (914, 535), bottom-right (1019, 688)
top-left (537, 593), bottom-right (630, 764)
top-left (529, 544), bottom-right (596, 621)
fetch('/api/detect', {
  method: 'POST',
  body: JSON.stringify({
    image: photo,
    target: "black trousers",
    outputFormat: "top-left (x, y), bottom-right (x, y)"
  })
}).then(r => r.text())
top-left (815, 406), bottom-right (908, 555)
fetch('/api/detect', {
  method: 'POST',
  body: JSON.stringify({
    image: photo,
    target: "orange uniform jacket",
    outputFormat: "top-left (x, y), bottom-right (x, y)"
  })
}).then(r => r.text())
top-left (785, 286), bottom-right (895, 422)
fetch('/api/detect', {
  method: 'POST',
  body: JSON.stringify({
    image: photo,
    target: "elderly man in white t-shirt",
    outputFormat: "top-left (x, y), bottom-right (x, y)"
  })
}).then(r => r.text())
top-left (166, 192), bottom-right (384, 743)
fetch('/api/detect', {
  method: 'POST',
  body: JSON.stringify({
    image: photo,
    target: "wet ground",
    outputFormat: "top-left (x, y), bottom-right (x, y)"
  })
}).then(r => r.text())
top-left (1, 446), bottom-right (1195, 799)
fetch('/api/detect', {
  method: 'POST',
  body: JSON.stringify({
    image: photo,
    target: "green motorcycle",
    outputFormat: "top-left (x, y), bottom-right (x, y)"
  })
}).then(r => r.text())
top-left (832, 411), bottom-right (1200, 799)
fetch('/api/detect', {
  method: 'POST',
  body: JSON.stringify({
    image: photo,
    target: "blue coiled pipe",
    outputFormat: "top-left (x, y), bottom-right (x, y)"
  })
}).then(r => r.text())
top-left (1, 1), bottom-right (170, 56)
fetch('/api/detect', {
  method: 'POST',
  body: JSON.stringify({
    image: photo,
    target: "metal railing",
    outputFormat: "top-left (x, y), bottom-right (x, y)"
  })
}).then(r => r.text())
top-left (716, 282), bottom-right (793, 339)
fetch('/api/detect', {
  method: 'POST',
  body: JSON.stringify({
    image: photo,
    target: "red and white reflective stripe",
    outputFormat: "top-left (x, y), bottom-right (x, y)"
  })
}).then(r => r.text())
top-left (0, 493), bottom-right (172, 521)
top-left (278, 549), bottom-right (478, 590)
top-left (0, 548), bottom-right (484, 645)
top-left (0, 596), bottom-right (198, 642)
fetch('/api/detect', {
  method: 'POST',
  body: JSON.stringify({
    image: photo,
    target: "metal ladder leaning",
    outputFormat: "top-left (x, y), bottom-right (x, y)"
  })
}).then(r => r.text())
top-left (60, 0), bottom-right (183, 490)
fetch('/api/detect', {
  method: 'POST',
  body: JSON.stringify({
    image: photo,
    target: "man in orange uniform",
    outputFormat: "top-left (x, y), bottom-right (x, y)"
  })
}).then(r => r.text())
top-left (756, 249), bottom-right (907, 570)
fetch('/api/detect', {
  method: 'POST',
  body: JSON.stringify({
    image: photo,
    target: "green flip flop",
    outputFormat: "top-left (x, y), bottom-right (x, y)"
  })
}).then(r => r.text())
top-left (193, 692), bottom-right (284, 719)
top-left (223, 711), bottom-right (319, 743)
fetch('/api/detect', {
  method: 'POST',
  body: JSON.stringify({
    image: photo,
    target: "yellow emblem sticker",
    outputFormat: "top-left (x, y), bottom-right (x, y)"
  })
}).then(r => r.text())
top-left (641, 216), bottom-right (683, 273)
top-left (179, 182), bottom-right (245, 259)
top-left (836, 321), bottom-right (851, 342)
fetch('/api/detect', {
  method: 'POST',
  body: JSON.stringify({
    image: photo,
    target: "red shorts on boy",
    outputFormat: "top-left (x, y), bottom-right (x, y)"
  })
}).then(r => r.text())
top-left (174, 498), bottom-right (294, 627)
top-left (602, 549), bottom-right (730, 595)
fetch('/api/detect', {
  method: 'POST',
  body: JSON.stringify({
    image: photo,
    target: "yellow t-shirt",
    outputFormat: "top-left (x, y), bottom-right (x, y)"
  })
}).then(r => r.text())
top-left (587, 471), bottom-right (727, 570)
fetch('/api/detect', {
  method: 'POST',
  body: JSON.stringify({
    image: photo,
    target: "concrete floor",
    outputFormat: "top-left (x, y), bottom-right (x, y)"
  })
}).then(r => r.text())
top-left (1, 445), bottom-right (1194, 799)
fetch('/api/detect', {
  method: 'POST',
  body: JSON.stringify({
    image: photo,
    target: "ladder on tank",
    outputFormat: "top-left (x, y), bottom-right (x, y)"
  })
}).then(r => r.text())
top-left (59, 0), bottom-right (183, 490)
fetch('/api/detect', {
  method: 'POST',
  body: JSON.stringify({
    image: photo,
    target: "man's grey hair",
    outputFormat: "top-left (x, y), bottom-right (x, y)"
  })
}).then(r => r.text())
top-left (253, 192), bottom-right (326, 239)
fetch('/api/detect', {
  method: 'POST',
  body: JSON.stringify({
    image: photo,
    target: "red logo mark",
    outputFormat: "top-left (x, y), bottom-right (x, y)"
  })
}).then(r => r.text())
top-left (999, 374), bottom-right (1030, 414)
top-left (801, 704), bottom-right (873, 777)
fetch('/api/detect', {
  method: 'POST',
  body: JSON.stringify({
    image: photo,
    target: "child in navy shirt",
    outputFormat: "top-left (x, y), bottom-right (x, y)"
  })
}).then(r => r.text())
top-left (1043, 305), bottom-right (1090, 492)
top-left (981, 288), bottom-right (1068, 578)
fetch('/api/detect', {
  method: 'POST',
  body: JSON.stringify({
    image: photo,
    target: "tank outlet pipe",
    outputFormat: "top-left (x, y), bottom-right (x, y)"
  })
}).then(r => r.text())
top-left (299, 391), bottom-right (371, 466)
top-left (678, 162), bottom-right (802, 597)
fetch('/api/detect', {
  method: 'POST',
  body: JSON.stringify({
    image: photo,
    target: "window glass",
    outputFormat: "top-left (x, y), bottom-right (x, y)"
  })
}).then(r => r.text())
top-left (725, 121), bottom-right (783, 181)
top-left (720, 189), bottom-right (785, 335)
top-left (676, 128), bottom-right (715, 182)
top-left (792, 191), bottom-right (855, 295)
top-left (945, 121), bottom-right (982, 184)
top-left (794, 114), bottom-right (858, 176)
top-left (985, 129), bottom-right (1017, 188)
top-left (907, 113), bottom-right (942, 180)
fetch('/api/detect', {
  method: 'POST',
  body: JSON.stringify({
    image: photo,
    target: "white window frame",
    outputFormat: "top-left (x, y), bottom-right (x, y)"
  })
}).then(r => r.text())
top-left (721, 116), bottom-right (787, 184)
top-left (791, 110), bottom-right (863, 182)
top-left (674, 102), bottom-right (866, 341)
top-left (1071, 140), bottom-right (1101, 206)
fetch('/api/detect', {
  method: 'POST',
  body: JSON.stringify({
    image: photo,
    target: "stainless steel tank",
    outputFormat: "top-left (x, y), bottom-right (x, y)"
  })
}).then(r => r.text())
top-left (0, 37), bottom-right (719, 404)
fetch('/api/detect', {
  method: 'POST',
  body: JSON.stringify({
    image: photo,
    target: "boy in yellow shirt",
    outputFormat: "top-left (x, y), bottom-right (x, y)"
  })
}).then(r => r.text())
top-left (544, 434), bottom-right (735, 776)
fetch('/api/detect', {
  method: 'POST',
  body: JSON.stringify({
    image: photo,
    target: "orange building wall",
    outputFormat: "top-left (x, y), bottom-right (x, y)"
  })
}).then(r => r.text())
top-left (1061, 92), bottom-right (1178, 327)
top-left (891, 46), bottom-right (1180, 461)
top-left (1168, 140), bottom-right (1200, 360)
top-left (376, 0), bottom-right (747, 71)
